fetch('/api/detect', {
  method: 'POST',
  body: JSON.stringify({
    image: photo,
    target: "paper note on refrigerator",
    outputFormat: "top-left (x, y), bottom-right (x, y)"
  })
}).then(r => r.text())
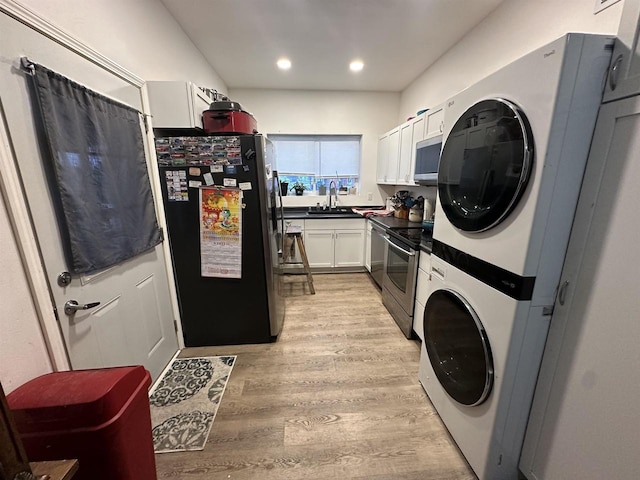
top-left (199, 187), bottom-right (243, 279)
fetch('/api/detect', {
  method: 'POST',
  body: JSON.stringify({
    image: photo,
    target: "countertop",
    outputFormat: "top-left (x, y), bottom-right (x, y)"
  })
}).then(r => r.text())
top-left (282, 207), bottom-right (433, 254)
top-left (283, 207), bottom-right (369, 220)
top-left (283, 208), bottom-right (361, 220)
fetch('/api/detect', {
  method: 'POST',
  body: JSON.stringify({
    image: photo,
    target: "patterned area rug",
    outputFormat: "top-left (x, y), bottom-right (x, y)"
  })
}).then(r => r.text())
top-left (149, 356), bottom-right (236, 453)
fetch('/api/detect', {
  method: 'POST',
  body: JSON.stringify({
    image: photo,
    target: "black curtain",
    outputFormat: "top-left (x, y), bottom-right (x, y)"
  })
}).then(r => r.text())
top-left (30, 64), bottom-right (162, 274)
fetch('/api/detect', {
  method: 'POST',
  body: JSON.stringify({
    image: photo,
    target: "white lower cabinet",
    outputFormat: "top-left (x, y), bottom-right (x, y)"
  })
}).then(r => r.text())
top-left (304, 230), bottom-right (334, 267)
top-left (302, 218), bottom-right (365, 269)
top-left (335, 230), bottom-right (365, 267)
top-left (413, 250), bottom-right (432, 340)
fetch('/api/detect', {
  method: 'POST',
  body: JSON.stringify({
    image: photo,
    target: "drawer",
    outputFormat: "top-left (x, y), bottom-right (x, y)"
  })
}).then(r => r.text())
top-left (305, 218), bottom-right (365, 230)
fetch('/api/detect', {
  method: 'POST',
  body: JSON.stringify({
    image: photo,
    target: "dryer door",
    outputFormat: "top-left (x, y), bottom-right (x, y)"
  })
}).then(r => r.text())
top-left (423, 288), bottom-right (494, 406)
top-left (438, 98), bottom-right (533, 232)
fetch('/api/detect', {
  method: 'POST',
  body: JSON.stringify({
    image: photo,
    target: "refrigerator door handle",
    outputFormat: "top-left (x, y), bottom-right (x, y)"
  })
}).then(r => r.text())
top-left (274, 171), bottom-right (286, 257)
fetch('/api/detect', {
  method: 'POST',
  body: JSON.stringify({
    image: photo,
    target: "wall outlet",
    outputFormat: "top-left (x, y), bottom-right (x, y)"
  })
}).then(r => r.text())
top-left (367, 192), bottom-right (373, 201)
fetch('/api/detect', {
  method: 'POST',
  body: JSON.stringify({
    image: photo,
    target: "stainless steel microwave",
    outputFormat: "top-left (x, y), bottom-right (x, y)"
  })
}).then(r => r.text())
top-left (414, 135), bottom-right (443, 185)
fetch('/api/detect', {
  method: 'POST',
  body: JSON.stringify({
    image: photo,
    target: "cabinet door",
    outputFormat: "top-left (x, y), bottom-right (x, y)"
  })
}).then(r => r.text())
top-left (386, 127), bottom-right (401, 184)
top-left (409, 115), bottom-right (426, 183)
top-left (147, 81), bottom-right (210, 129)
top-left (188, 83), bottom-right (213, 129)
top-left (603, 0), bottom-right (640, 102)
top-left (376, 134), bottom-right (390, 183)
top-left (304, 230), bottom-right (334, 267)
top-left (425, 104), bottom-right (444, 138)
top-left (334, 230), bottom-right (365, 267)
top-left (520, 96), bottom-right (640, 479)
top-left (397, 121), bottom-right (414, 185)
top-left (365, 229), bottom-right (372, 272)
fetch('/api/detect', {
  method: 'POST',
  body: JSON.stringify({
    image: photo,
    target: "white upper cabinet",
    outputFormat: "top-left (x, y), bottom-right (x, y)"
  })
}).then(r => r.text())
top-left (603, 0), bottom-right (640, 102)
top-left (376, 103), bottom-right (444, 186)
top-left (376, 132), bottom-right (390, 183)
top-left (385, 127), bottom-right (401, 184)
top-left (376, 127), bottom-right (400, 185)
top-left (397, 120), bottom-right (415, 185)
top-left (147, 81), bottom-right (213, 129)
top-left (409, 114), bottom-right (426, 182)
top-left (425, 104), bottom-right (444, 139)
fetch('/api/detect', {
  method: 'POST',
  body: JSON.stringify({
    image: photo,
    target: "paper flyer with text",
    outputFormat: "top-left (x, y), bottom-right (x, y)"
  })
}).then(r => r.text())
top-left (199, 187), bottom-right (242, 278)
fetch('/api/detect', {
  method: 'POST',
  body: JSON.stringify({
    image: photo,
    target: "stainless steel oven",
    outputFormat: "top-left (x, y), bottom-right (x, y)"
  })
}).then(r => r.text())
top-left (381, 232), bottom-right (419, 338)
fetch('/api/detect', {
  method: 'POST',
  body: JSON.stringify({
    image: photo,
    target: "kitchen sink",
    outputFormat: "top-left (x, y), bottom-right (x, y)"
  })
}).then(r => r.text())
top-left (307, 207), bottom-right (354, 215)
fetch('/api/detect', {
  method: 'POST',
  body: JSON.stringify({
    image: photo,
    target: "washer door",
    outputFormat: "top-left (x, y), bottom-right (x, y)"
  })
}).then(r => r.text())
top-left (423, 289), bottom-right (494, 406)
top-left (438, 98), bottom-right (533, 232)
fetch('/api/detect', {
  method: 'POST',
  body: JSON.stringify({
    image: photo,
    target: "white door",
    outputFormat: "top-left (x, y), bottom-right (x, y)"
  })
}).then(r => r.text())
top-left (0, 14), bottom-right (178, 380)
top-left (520, 95), bottom-right (640, 479)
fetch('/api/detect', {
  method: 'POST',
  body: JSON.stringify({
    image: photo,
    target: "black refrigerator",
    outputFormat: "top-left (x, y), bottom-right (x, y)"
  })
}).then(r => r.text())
top-left (156, 134), bottom-right (285, 347)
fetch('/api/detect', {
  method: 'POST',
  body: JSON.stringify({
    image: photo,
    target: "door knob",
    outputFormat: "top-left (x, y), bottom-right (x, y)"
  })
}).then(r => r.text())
top-left (64, 300), bottom-right (101, 315)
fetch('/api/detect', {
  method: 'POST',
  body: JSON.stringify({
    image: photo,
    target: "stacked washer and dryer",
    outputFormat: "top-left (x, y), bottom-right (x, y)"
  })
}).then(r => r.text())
top-left (418, 34), bottom-right (615, 479)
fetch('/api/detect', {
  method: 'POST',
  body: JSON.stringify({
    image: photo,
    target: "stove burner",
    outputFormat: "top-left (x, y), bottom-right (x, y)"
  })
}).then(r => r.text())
top-left (387, 227), bottom-right (433, 251)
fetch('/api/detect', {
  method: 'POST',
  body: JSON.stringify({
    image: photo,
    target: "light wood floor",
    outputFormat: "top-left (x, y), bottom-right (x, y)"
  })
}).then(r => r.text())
top-left (156, 273), bottom-right (476, 479)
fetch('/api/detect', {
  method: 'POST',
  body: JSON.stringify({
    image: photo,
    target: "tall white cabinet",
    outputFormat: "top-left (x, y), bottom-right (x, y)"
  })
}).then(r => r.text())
top-left (520, 89), bottom-right (640, 480)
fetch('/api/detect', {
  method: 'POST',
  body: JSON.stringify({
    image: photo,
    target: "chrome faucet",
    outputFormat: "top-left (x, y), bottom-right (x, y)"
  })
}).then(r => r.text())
top-left (328, 180), bottom-right (337, 210)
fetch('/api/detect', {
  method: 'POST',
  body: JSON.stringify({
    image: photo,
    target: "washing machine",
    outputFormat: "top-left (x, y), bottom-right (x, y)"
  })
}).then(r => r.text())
top-left (420, 33), bottom-right (615, 480)
top-left (434, 33), bottom-right (614, 307)
top-left (419, 255), bottom-right (550, 480)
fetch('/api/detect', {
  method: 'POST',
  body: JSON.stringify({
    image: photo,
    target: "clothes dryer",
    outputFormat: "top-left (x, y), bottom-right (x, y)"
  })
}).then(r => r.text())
top-left (421, 33), bottom-right (615, 480)
top-left (419, 254), bottom-right (550, 480)
top-left (434, 33), bottom-right (614, 307)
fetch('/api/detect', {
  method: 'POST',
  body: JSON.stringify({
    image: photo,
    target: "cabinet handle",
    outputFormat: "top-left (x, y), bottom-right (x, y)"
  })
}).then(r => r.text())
top-left (440, 121), bottom-right (444, 133)
top-left (558, 280), bottom-right (569, 306)
top-left (609, 54), bottom-right (623, 91)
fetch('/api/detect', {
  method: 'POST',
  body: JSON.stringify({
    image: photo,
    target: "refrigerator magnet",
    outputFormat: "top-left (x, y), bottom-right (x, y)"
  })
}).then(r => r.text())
top-left (239, 182), bottom-right (252, 191)
top-left (223, 178), bottom-right (237, 187)
top-left (203, 172), bottom-right (214, 186)
top-left (188, 180), bottom-right (202, 188)
top-left (225, 165), bottom-right (237, 174)
top-left (211, 165), bottom-right (223, 173)
top-left (189, 167), bottom-right (201, 176)
top-left (242, 165), bottom-right (250, 172)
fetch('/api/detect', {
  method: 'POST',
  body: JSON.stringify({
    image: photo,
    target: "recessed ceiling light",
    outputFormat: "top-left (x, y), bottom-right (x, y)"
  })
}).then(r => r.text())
top-left (350, 60), bottom-right (364, 72)
top-left (277, 58), bottom-right (291, 70)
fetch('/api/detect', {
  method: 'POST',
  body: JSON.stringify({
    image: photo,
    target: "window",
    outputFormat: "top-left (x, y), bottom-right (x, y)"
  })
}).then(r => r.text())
top-left (269, 135), bottom-right (361, 193)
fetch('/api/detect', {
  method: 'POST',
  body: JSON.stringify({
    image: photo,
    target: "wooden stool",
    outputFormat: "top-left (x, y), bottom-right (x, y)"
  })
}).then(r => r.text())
top-left (283, 225), bottom-right (315, 294)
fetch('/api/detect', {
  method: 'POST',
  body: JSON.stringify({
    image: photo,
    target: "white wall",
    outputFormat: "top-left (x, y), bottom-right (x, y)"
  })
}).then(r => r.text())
top-left (229, 88), bottom-right (400, 207)
top-left (0, 0), bottom-right (226, 391)
top-left (399, 0), bottom-right (624, 121)
top-left (13, 0), bottom-right (227, 92)
top-left (0, 198), bottom-right (53, 393)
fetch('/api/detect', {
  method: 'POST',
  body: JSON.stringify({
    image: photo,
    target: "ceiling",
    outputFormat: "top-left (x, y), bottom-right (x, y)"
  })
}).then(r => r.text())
top-left (161, 0), bottom-right (504, 92)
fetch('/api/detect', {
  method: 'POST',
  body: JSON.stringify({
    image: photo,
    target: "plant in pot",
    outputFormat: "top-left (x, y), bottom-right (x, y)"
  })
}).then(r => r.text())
top-left (290, 181), bottom-right (307, 196)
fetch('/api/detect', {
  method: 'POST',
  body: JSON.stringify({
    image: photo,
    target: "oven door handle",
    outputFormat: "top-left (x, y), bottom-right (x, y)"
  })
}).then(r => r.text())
top-left (383, 235), bottom-right (416, 256)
